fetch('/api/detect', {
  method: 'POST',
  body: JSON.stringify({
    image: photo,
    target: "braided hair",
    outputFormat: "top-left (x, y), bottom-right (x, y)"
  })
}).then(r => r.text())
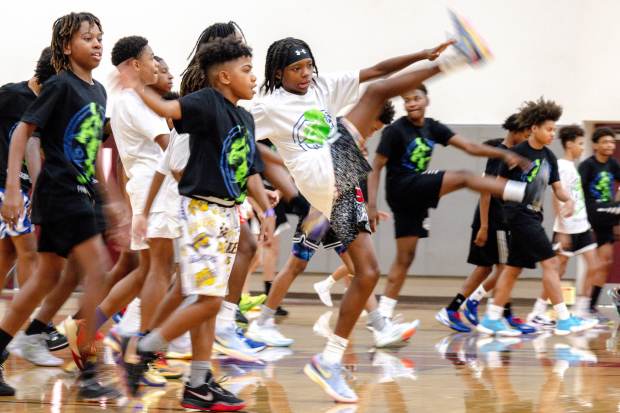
top-left (261, 37), bottom-right (318, 94)
top-left (50, 12), bottom-right (102, 72)
top-left (180, 21), bottom-right (244, 96)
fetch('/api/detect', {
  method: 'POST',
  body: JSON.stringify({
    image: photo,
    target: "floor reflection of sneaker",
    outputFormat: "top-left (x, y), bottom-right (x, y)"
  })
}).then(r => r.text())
top-left (526, 313), bottom-right (556, 330)
top-left (373, 319), bottom-right (419, 348)
top-left (257, 347), bottom-right (294, 363)
top-left (313, 279), bottom-right (334, 307)
top-left (214, 325), bottom-right (261, 363)
top-left (322, 404), bottom-right (358, 413)
top-left (436, 308), bottom-right (471, 333)
top-left (247, 319), bottom-right (294, 347)
top-left (8, 332), bottom-right (63, 367)
top-left (371, 350), bottom-right (417, 383)
top-left (477, 316), bottom-right (522, 337)
top-left (313, 311), bottom-right (333, 338)
top-left (554, 343), bottom-right (598, 364)
top-left (435, 333), bottom-right (468, 366)
top-left (531, 331), bottom-right (552, 354)
top-left (77, 362), bottom-right (121, 401)
top-left (304, 354), bottom-right (358, 403)
top-left (239, 293), bottom-right (267, 313)
top-left (0, 350), bottom-right (14, 396)
top-left (181, 370), bottom-right (246, 411)
top-left (45, 323), bottom-right (69, 352)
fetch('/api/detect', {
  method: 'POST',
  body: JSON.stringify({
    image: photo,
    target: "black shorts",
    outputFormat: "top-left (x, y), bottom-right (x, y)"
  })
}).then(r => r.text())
top-left (467, 227), bottom-right (509, 267)
top-left (38, 212), bottom-right (104, 258)
top-left (506, 213), bottom-right (555, 269)
top-left (388, 170), bottom-right (445, 239)
top-left (591, 225), bottom-right (615, 247)
top-left (552, 229), bottom-right (597, 257)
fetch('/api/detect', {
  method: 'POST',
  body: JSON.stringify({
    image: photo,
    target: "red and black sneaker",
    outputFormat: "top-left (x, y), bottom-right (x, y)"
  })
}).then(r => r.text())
top-left (181, 370), bottom-right (245, 411)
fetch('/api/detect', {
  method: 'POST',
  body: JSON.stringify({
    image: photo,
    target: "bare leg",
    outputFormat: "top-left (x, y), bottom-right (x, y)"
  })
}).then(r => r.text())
top-left (262, 233), bottom-right (280, 283)
top-left (461, 266), bottom-right (493, 297)
top-left (225, 222), bottom-right (257, 304)
top-left (440, 170), bottom-right (509, 199)
top-left (482, 265), bottom-right (503, 292)
top-left (492, 266), bottom-right (523, 308)
top-left (10, 233), bottom-right (37, 288)
top-left (33, 256), bottom-right (80, 324)
top-left (265, 255), bottom-right (308, 310)
top-left (0, 238), bottom-right (16, 288)
top-left (158, 296), bottom-right (222, 342)
top-left (140, 238), bottom-right (174, 331)
top-left (148, 274), bottom-right (184, 330)
top-left (383, 236), bottom-right (418, 300)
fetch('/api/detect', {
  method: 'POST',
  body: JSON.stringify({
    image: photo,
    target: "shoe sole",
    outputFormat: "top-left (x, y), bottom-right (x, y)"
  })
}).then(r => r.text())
top-left (246, 331), bottom-right (293, 347)
top-left (449, 10), bottom-right (493, 61)
top-left (181, 401), bottom-right (246, 411)
top-left (303, 363), bottom-right (358, 403)
top-left (212, 342), bottom-right (261, 363)
top-left (47, 341), bottom-right (69, 352)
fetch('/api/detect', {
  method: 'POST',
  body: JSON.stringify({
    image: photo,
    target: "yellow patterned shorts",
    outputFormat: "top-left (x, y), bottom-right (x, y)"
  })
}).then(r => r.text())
top-left (178, 197), bottom-right (240, 297)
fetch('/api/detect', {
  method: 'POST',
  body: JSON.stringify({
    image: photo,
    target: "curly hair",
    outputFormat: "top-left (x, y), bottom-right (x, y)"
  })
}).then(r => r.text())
top-left (379, 100), bottom-right (396, 125)
top-left (111, 36), bottom-right (148, 66)
top-left (559, 125), bottom-right (585, 148)
top-left (516, 97), bottom-right (562, 128)
top-left (502, 113), bottom-right (520, 131)
top-left (197, 37), bottom-right (252, 84)
top-left (592, 126), bottom-right (616, 143)
top-left (261, 37), bottom-right (318, 94)
top-left (34, 47), bottom-right (55, 84)
top-left (51, 12), bottom-right (102, 72)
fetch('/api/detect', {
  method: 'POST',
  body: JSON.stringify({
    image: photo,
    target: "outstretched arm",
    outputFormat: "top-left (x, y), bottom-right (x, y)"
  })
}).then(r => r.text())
top-left (367, 153), bottom-right (388, 232)
top-left (448, 135), bottom-right (530, 170)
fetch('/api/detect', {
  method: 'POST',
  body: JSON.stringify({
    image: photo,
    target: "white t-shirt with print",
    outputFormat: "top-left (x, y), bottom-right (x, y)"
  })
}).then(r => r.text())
top-left (111, 88), bottom-right (176, 215)
top-left (553, 158), bottom-right (590, 234)
top-left (250, 71), bottom-right (360, 216)
top-left (157, 129), bottom-right (189, 178)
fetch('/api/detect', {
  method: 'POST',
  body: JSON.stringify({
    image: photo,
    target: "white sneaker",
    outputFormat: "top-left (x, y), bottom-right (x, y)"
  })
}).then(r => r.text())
top-left (9, 332), bottom-right (63, 367)
top-left (527, 313), bottom-right (556, 330)
top-left (313, 279), bottom-right (334, 307)
top-left (373, 319), bottom-right (419, 348)
top-left (246, 319), bottom-right (294, 347)
top-left (312, 311), bottom-right (333, 338)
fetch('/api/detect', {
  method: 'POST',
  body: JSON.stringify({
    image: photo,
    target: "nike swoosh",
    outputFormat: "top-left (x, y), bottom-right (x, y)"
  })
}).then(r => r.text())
top-left (187, 389), bottom-right (214, 401)
top-left (315, 363), bottom-right (332, 379)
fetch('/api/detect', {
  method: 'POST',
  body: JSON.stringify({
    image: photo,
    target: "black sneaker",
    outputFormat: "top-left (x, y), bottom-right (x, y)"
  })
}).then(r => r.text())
top-left (235, 309), bottom-right (248, 326)
top-left (45, 323), bottom-right (69, 352)
top-left (181, 370), bottom-right (245, 411)
top-left (0, 350), bottom-right (15, 396)
top-left (275, 306), bottom-right (288, 316)
top-left (119, 336), bottom-right (155, 396)
top-left (77, 362), bottom-right (121, 400)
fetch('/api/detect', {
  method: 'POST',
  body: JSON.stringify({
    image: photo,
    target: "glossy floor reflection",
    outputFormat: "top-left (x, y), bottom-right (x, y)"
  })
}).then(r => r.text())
top-left (0, 300), bottom-right (619, 412)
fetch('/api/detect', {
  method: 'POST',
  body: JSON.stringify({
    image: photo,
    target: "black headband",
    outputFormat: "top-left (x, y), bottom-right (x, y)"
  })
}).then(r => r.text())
top-left (284, 45), bottom-right (311, 67)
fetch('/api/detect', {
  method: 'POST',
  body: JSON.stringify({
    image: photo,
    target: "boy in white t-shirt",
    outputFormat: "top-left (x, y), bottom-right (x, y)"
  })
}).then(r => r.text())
top-left (527, 125), bottom-right (601, 325)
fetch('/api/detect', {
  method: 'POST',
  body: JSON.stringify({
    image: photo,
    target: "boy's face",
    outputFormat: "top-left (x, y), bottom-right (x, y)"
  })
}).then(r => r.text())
top-left (222, 56), bottom-right (256, 101)
top-left (153, 59), bottom-right (174, 94)
top-left (65, 21), bottom-right (103, 70)
top-left (402, 90), bottom-right (428, 122)
top-left (567, 136), bottom-right (585, 158)
top-left (280, 58), bottom-right (313, 95)
top-left (135, 45), bottom-right (159, 86)
top-left (594, 135), bottom-right (616, 157)
top-left (531, 120), bottom-right (556, 146)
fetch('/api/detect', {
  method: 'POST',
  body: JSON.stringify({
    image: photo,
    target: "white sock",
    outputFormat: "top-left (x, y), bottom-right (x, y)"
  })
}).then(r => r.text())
top-left (487, 304), bottom-right (504, 321)
top-left (470, 285), bottom-right (487, 302)
top-left (321, 334), bottom-right (348, 365)
top-left (257, 305), bottom-right (276, 326)
top-left (378, 296), bottom-right (397, 319)
top-left (216, 301), bottom-right (237, 328)
top-left (118, 298), bottom-right (141, 335)
top-left (574, 296), bottom-right (590, 313)
top-left (554, 303), bottom-right (571, 321)
top-left (502, 180), bottom-right (526, 202)
top-left (323, 275), bottom-right (336, 288)
top-left (367, 310), bottom-right (386, 331)
top-left (532, 298), bottom-right (548, 316)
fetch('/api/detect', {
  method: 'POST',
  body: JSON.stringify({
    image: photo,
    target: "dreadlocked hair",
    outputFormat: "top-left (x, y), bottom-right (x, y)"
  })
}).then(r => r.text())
top-left (261, 37), bottom-right (318, 94)
top-left (180, 21), bottom-right (244, 96)
top-left (379, 100), bottom-right (396, 125)
top-left (516, 97), bottom-right (562, 128)
top-left (34, 47), bottom-right (55, 84)
top-left (51, 12), bottom-right (102, 72)
top-left (197, 37), bottom-right (252, 85)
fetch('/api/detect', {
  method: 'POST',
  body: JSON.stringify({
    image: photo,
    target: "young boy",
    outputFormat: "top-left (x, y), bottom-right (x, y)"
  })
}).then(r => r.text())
top-left (579, 126), bottom-right (620, 319)
top-left (0, 12), bottom-right (122, 399)
top-left (118, 37), bottom-right (275, 411)
top-left (477, 98), bottom-right (597, 336)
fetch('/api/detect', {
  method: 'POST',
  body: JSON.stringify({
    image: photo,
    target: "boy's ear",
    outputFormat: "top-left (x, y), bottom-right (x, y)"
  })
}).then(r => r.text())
top-left (217, 69), bottom-right (232, 86)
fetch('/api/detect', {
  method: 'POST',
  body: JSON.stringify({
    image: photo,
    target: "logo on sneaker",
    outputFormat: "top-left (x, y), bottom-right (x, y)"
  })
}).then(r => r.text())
top-left (314, 362), bottom-right (332, 379)
top-left (187, 389), bottom-right (214, 401)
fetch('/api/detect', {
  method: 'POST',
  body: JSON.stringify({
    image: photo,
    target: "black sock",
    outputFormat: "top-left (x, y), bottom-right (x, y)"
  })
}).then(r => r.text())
top-left (447, 294), bottom-right (466, 312)
top-left (265, 281), bottom-right (272, 295)
top-left (503, 303), bottom-right (513, 318)
top-left (591, 286), bottom-right (603, 309)
top-left (0, 329), bottom-right (13, 354)
top-left (25, 319), bottom-right (47, 336)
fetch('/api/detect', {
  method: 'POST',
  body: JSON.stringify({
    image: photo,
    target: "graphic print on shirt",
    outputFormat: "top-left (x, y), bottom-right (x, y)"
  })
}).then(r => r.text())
top-left (220, 125), bottom-right (255, 202)
top-left (590, 171), bottom-right (613, 203)
top-left (521, 158), bottom-right (550, 210)
top-left (63, 102), bottom-right (105, 188)
top-left (292, 109), bottom-right (335, 150)
top-left (402, 136), bottom-right (435, 173)
top-left (569, 174), bottom-right (586, 215)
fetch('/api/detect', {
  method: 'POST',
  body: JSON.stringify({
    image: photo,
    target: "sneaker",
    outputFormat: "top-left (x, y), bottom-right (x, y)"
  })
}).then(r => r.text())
top-left (246, 319), bottom-right (294, 347)
top-left (435, 308), bottom-right (471, 333)
top-left (214, 324), bottom-right (261, 362)
top-left (527, 313), bottom-right (556, 330)
top-left (313, 311), bottom-right (333, 338)
top-left (0, 350), bottom-right (15, 396)
top-left (44, 323), bottom-right (68, 352)
top-left (77, 361), bottom-right (121, 401)
top-left (239, 293), bottom-right (267, 313)
top-left (304, 354), bottom-right (358, 403)
top-left (373, 319), bottom-right (419, 348)
top-left (235, 309), bottom-right (249, 327)
top-left (103, 329), bottom-right (122, 355)
top-left (463, 299), bottom-right (480, 326)
top-left (141, 362), bottom-right (167, 387)
top-left (448, 9), bottom-right (493, 64)
top-left (313, 279), bottom-right (334, 307)
top-left (275, 306), bottom-right (289, 316)
top-left (181, 370), bottom-right (246, 411)
top-left (588, 308), bottom-right (611, 324)
top-left (62, 316), bottom-right (94, 371)
top-left (154, 353), bottom-right (183, 380)
top-left (476, 316), bottom-right (522, 337)
top-left (235, 327), bottom-right (266, 353)
top-left (167, 333), bottom-right (192, 360)
top-left (555, 316), bottom-right (598, 336)
top-left (609, 288), bottom-right (620, 316)
top-left (119, 336), bottom-right (155, 396)
top-left (165, 349), bottom-right (192, 360)
top-left (505, 315), bottom-right (537, 334)
top-left (8, 332), bottom-right (63, 367)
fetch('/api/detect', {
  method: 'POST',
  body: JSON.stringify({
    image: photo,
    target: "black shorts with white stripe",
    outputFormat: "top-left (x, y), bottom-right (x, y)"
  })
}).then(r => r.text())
top-left (552, 229), bottom-right (597, 257)
top-left (467, 225), bottom-right (509, 267)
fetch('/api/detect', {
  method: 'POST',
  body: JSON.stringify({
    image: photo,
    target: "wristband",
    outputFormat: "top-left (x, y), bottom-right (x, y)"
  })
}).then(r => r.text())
top-left (263, 208), bottom-right (275, 218)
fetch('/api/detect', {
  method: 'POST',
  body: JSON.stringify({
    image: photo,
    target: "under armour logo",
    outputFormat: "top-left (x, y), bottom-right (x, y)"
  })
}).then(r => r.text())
top-left (295, 48), bottom-right (307, 56)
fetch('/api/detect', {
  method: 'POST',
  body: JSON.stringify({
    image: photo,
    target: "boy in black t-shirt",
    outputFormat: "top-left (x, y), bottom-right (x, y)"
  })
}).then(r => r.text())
top-left (578, 127), bottom-right (620, 318)
top-left (118, 37), bottom-right (275, 411)
top-left (0, 12), bottom-right (123, 399)
top-left (368, 84), bottom-right (532, 321)
top-left (477, 98), bottom-right (597, 336)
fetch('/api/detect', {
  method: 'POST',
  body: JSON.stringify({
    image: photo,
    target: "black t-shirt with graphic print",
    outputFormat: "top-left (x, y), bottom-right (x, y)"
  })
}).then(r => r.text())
top-left (578, 156), bottom-right (620, 209)
top-left (471, 142), bottom-right (507, 230)
top-left (22, 70), bottom-right (107, 223)
top-left (174, 88), bottom-right (264, 204)
top-left (0, 81), bottom-right (38, 192)
top-left (376, 116), bottom-right (454, 197)
top-left (499, 140), bottom-right (560, 219)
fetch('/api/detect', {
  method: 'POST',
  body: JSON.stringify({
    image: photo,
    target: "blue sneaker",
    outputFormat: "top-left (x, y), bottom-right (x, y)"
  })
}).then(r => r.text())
top-left (304, 354), bottom-right (358, 403)
top-left (555, 316), bottom-right (598, 336)
top-left (214, 324), bottom-right (261, 363)
top-left (435, 308), bottom-right (471, 333)
top-left (464, 299), bottom-right (480, 326)
top-left (505, 315), bottom-right (537, 334)
top-left (235, 327), bottom-right (266, 353)
top-left (476, 316), bottom-right (522, 337)
top-left (448, 9), bottom-right (493, 64)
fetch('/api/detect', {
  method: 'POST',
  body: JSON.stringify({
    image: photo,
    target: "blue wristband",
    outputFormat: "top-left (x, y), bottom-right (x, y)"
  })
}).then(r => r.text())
top-left (263, 208), bottom-right (275, 218)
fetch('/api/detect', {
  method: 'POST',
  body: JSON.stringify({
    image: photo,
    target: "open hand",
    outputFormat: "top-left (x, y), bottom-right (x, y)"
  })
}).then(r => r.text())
top-left (426, 39), bottom-right (457, 61)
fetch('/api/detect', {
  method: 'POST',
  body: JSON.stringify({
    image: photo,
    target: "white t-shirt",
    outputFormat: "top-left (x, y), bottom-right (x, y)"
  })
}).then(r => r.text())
top-left (250, 71), bottom-right (360, 216)
top-left (157, 129), bottom-right (189, 178)
top-left (110, 89), bottom-right (175, 214)
top-left (553, 158), bottom-right (590, 234)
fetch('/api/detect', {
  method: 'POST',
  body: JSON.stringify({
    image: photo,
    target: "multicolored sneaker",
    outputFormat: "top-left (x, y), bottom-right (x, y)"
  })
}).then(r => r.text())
top-left (141, 362), bottom-right (167, 387)
top-left (476, 316), bottom-right (522, 337)
top-left (61, 316), bottom-right (96, 371)
top-left (214, 324), bottom-right (261, 362)
top-left (505, 315), bottom-right (537, 334)
top-left (119, 336), bottom-right (155, 396)
top-left (373, 319), bottom-right (419, 348)
top-left (44, 323), bottom-right (68, 352)
top-left (239, 293), bottom-right (267, 314)
top-left (555, 316), bottom-right (598, 336)
top-left (304, 354), bottom-right (358, 403)
top-left (527, 313), bottom-right (556, 330)
top-left (435, 308), bottom-right (471, 333)
top-left (448, 9), bottom-right (493, 64)
top-left (77, 361), bottom-right (121, 401)
top-left (181, 370), bottom-right (246, 411)
top-left (463, 299), bottom-right (480, 326)
top-left (247, 319), bottom-right (294, 347)
top-left (235, 327), bottom-right (266, 353)
top-left (154, 353), bottom-right (183, 380)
